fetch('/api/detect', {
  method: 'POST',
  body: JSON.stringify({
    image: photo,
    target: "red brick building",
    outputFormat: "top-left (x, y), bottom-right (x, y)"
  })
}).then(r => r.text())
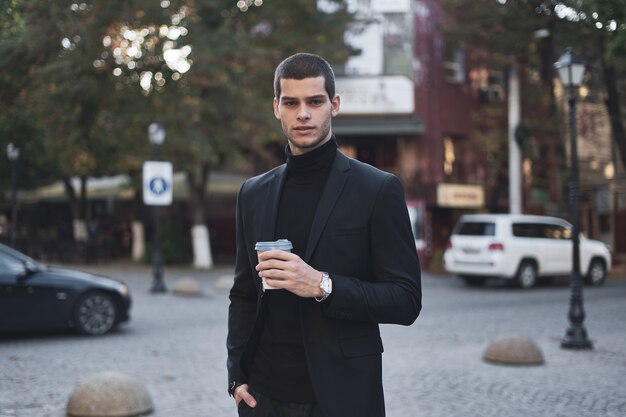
top-left (332, 0), bottom-right (492, 267)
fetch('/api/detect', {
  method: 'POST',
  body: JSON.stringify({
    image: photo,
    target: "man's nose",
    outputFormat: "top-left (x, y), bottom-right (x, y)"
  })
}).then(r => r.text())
top-left (297, 105), bottom-right (311, 120)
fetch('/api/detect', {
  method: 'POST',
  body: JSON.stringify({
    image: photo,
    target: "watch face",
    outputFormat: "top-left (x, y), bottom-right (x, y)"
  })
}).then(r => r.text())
top-left (321, 274), bottom-right (331, 293)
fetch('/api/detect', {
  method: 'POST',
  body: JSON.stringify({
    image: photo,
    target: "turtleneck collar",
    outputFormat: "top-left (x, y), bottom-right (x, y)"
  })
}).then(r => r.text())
top-left (285, 136), bottom-right (338, 180)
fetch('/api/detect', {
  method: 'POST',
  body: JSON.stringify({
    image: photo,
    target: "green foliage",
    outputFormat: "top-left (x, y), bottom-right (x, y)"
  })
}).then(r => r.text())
top-left (0, 0), bottom-right (355, 218)
top-left (158, 0), bottom-right (355, 174)
top-left (567, 0), bottom-right (626, 65)
top-left (0, 0), bottom-right (40, 191)
top-left (441, 0), bottom-right (626, 202)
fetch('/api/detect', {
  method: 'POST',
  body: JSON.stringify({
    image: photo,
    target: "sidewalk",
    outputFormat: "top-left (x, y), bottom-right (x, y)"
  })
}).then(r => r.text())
top-left (1, 263), bottom-right (625, 417)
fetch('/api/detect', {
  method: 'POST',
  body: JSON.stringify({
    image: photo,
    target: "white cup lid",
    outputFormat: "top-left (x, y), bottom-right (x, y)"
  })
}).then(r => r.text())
top-left (255, 239), bottom-right (293, 251)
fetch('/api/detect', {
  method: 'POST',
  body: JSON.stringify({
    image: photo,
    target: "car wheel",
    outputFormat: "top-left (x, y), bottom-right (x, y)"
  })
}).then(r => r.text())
top-left (460, 275), bottom-right (486, 286)
top-left (74, 291), bottom-right (117, 335)
top-left (515, 261), bottom-right (537, 289)
top-left (585, 259), bottom-right (606, 286)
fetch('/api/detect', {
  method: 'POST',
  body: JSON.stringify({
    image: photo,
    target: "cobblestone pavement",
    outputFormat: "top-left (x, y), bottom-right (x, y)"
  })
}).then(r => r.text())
top-left (1, 262), bottom-right (625, 417)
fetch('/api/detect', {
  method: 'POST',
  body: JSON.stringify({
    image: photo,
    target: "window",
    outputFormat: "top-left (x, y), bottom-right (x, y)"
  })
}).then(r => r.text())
top-left (541, 224), bottom-right (571, 240)
top-left (444, 49), bottom-right (466, 84)
top-left (456, 222), bottom-right (495, 236)
top-left (513, 223), bottom-right (540, 238)
top-left (0, 251), bottom-right (24, 274)
top-left (476, 69), bottom-right (504, 103)
top-left (443, 137), bottom-right (455, 176)
top-left (512, 223), bottom-right (572, 239)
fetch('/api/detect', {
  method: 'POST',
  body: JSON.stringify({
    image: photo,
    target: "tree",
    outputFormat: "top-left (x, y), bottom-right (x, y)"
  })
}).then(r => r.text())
top-left (1, 1), bottom-right (155, 243)
top-left (441, 0), bottom-right (567, 211)
top-left (131, 0), bottom-right (356, 267)
top-left (441, 0), bottom-right (626, 214)
top-left (572, 0), bottom-right (626, 176)
top-left (0, 0), bottom-right (356, 265)
top-left (0, 0), bottom-right (45, 194)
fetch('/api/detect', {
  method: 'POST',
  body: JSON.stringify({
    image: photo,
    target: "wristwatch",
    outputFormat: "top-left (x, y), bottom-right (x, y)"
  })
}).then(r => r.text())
top-left (315, 271), bottom-right (332, 302)
top-left (228, 381), bottom-right (243, 397)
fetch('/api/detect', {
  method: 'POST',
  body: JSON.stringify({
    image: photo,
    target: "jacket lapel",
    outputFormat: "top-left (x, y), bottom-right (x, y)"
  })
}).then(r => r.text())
top-left (304, 151), bottom-right (350, 262)
top-left (259, 164), bottom-right (287, 242)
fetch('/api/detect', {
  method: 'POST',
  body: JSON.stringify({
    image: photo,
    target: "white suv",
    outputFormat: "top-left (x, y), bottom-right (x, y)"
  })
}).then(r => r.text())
top-left (443, 214), bottom-right (612, 288)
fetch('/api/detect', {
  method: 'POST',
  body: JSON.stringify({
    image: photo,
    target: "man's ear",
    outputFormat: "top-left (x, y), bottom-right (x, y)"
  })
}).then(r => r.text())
top-left (331, 94), bottom-right (341, 117)
top-left (273, 97), bottom-right (280, 119)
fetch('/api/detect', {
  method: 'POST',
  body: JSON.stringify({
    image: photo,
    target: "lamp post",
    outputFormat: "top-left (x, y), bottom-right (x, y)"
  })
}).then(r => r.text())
top-left (6, 143), bottom-right (19, 248)
top-left (554, 47), bottom-right (592, 349)
top-left (148, 122), bottom-right (167, 293)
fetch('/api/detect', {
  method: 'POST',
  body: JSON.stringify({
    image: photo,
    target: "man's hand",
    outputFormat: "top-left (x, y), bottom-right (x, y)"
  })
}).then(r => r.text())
top-left (256, 250), bottom-right (324, 298)
top-left (234, 384), bottom-right (257, 408)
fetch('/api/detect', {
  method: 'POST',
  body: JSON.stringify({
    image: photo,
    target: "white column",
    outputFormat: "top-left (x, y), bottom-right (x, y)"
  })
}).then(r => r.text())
top-left (192, 224), bottom-right (213, 269)
top-left (508, 63), bottom-right (522, 214)
top-left (73, 219), bottom-right (88, 242)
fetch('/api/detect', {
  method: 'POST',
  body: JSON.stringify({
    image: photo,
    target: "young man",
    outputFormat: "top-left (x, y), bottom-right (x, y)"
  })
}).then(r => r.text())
top-left (227, 53), bottom-right (422, 417)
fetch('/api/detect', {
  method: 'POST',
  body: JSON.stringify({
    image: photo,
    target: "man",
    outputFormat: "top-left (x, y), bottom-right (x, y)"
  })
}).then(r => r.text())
top-left (227, 53), bottom-right (421, 417)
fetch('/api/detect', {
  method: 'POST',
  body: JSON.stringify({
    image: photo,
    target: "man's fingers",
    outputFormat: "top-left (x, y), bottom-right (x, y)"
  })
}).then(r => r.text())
top-left (256, 258), bottom-right (289, 272)
top-left (259, 268), bottom-right (288, 280)
top-left (258, 249), bottom-right (296, 262)
top-left (238, 387), bottom-right (257, 408)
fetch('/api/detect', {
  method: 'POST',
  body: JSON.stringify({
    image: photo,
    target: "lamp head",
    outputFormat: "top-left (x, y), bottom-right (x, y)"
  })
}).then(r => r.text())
top-left (6, 143), bottom-right (20, 161)
top-left (148, 122), bottom-right (166, 145)
top-left (554, 47), bottom-right (586, 88)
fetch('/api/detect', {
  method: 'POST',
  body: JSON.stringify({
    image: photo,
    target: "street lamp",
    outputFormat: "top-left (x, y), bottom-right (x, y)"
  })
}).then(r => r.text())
top-left (554, 47), bottom-right (592, 349)
top-left (148, 122), bottom-right (167, 293)
top-left (6, 143), bottom-right (19, 248)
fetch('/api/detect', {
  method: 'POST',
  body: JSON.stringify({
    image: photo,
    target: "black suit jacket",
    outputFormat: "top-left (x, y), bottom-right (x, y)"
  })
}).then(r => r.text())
top-left (227, 150), bottom-right (422, 417)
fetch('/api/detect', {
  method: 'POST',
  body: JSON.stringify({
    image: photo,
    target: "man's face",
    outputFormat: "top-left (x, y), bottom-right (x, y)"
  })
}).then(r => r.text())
top-left (273, 76), bottom-right (340, 156)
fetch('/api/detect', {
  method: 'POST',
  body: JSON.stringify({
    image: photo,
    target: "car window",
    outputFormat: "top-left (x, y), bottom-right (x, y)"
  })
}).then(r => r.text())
top-left (0, 250), bottom-right (25, 274)
top-left (512, 223), bottom-right (543, 238)
top-left (541, 224), bottom-right (571, 239)
top-left (456, 222), bottom-right (496, 236)
top-left (513, 222), bottom-right (572, 239)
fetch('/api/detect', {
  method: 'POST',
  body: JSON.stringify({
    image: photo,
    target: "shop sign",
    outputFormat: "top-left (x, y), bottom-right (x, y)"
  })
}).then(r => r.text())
top-left (335, 76), bottom-right (414, 115)
top-left (437, 184), bottom-right (485, 208)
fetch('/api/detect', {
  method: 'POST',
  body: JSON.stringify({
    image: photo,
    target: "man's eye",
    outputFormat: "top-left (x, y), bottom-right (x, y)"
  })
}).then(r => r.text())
top-left (283, 101), bottom-right (296, 107)
top-left (309, 100), bottom-right (323, 105)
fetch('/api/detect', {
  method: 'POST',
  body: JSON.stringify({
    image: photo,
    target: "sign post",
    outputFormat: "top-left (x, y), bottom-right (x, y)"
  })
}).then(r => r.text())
top-left (143, 161), bottom-right (173, 293)
top-left (143, 161), bottom-right (173, 206)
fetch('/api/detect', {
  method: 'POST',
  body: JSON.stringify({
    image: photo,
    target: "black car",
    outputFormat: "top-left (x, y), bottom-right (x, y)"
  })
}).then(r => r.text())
top-left (0, 243), bottom-right (131, 335)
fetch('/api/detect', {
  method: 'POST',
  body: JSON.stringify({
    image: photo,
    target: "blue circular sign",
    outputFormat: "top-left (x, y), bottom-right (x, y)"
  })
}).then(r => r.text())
top-left (149, 177), bottom-right (168, 195)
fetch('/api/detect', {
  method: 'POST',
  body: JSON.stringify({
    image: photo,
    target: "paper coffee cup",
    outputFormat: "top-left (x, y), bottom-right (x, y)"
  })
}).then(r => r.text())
top-left (255, 239), bottom-right (293, 290)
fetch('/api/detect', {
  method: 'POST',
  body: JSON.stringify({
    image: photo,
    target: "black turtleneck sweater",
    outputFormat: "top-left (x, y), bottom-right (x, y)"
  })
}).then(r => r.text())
top-left (248, 137), bottom-right (337, 403)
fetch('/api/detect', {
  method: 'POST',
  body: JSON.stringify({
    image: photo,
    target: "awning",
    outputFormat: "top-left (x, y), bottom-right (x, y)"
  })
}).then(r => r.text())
top-left (333, 115), bottom-right (424, 136)
top-left (17, 171), bottom-right (247, 203)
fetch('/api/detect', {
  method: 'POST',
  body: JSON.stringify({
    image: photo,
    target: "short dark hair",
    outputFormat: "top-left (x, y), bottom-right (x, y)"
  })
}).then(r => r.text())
top-left (273, 53), bottom-right (336, 100)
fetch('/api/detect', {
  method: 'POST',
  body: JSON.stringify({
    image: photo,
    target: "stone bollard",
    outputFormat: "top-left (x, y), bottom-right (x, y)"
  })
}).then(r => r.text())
top-left (66, 371), bottom-right (153, 417)
top-left (483, 335), bottom-right (544, 365)
top-left (171, 277), bottom-right (204, 297)
top-left (214, 275), bottom-right (234, 291)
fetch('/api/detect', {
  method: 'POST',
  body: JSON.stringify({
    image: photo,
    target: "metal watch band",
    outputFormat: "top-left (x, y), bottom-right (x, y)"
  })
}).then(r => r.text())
top-left (315, 271), bottom-right (332, 302)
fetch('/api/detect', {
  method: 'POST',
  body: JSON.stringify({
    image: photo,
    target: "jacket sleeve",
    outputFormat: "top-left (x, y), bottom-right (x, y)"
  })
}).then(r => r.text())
top-left (226, 182), bottom-right (258, 383)
top-left (322, 175), bottom-right (422, 325)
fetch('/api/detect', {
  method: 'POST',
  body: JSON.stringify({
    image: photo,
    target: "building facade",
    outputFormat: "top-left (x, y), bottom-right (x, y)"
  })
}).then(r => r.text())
top-left (329, 0), bottom-right (620, 269)
top-left (330, 0), bottom-right (487, 268)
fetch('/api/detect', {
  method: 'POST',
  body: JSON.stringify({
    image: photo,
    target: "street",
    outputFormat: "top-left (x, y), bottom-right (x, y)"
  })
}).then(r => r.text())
top-left (1, 263), bottom-right (625, 417)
